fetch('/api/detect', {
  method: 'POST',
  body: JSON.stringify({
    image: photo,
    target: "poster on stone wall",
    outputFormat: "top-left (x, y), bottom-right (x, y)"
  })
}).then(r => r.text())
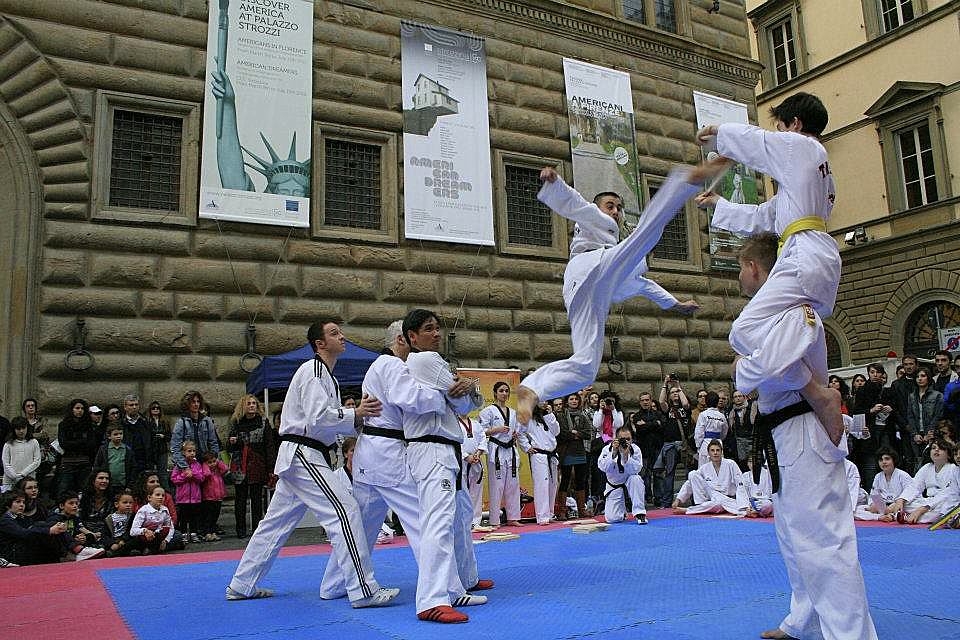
top-left (199, 0), bottom-right (314, 227)
top-left (562, 58), bottom-right (642, 226)
top-left (692, 91), bottom-right (757, 271)
top-left (400, 21), bottom-right (495, 246)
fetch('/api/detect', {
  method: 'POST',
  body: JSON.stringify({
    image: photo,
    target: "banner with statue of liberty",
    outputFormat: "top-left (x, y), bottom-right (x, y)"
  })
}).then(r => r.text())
top-left (400, 21), bottom-right (495, 246)
top-left (562, 58), bottom-right (642, 227)
top-left (199, 0), bottom-right (314, 227)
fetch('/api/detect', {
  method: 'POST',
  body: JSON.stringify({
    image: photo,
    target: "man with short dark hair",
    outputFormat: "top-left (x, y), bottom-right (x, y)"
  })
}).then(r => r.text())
top-left (931, 350), bottom-right (957, 394)
top-left (226, 319), bottom-right (399, 610)
top-left (892, 355), bottom-right (921, 472)
top-left (121, 395), bottom-right (152, 478)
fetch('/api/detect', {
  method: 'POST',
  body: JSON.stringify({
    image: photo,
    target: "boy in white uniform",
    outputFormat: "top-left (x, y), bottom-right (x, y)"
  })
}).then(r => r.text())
top-left (458, 414), bottom-right (486, 529)
top-left (737, 455), bottom-right (774, 518)
top-left (673, 440), bottom-right (741, 515)
top-left (479, 382), bottom-right (522, 527)
top-left (402, 309), bottom-right (488, 624)
top-left (517, 404), bottom-right (561, 525)
top-left (855, 448), bottom-right (908, 521)
top-left (731, 234), bottom-right (876, 640)
top-left (888, 439), bottom-right (958, 524)
top-left (597, 425), bottom-right (647, 524)
top-left (226, 319), bottom-right (399, 610)
top-left (693, 392), bottom-right (728, 467)
top-left (514, 160), bottom-right (730, 423)
top-left (696, 92), bottom-right (844, 441)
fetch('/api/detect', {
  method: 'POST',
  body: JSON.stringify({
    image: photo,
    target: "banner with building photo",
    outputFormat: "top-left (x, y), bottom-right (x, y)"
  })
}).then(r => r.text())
top-left (400, 21), bottom-right (495, 245)
top-left (562, 58), bottom-right (642, 226)
top-left (199, 0), bottom-right (314, 228)
top-left (692, 91), bottom-right (758, 271)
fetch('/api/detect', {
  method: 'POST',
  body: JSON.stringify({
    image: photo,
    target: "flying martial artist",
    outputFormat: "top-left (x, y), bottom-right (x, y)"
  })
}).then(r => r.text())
top-left (731, 233), bottom-right (877, 640)
top-left (226, 319), bottom-right (399, 610)
top-left (514, 158), bottom-right (731, 424)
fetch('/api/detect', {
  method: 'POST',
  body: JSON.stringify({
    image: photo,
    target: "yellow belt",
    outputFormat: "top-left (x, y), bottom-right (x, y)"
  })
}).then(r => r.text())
top-left (778, 216), bottom-right (826, 254)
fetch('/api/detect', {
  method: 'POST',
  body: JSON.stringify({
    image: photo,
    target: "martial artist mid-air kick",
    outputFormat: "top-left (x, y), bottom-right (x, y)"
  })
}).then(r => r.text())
top-left (514, 158), bottom-right (730, 424)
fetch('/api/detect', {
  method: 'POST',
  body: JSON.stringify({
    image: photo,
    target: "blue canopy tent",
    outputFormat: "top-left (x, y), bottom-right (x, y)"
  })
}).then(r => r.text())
top-left (245, 340), bottom-right (381, 404)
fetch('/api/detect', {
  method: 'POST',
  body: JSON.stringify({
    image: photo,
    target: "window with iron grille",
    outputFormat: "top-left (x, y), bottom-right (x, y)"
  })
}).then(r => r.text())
top-left (109, 109), bottom-right (183, 211)
top-left (505, 164), bottom-right (552, 247)
top-left (655, 0), bottom-right (677, 32)
top-left (622, 0), bottom-right (682, 33)
top-left (647, 182), bottom-right (689, 262)
top-left (904, 301), bottom-right (960, 359)
top-left (896, 122), bottom-right (938, 209)
top-left (323, 138), bottom-right (382, 229)
top-left (623, 0), bottom-right (646, 22)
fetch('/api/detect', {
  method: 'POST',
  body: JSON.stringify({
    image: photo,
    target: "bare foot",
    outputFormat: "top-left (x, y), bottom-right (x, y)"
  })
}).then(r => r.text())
top-left (802, 381), bottom-right (843, 446)
top-left (672, 506), bottom-right (687, 515)
top-left (515, 385), bottom-right (538, 425)
top-left (760, 629), bottom-right (796, 639)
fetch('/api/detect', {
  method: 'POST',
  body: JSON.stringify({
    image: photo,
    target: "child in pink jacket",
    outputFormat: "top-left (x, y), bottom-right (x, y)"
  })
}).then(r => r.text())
top-left (170, 440), bottom-right (205, 544)
top-left (200, 451), bottom-right (228, 541)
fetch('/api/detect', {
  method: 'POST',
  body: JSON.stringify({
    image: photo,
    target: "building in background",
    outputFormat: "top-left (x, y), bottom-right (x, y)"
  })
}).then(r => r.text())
top-left (0, 1), bottom-right (761, 421)
top-left (745, 0), bottom-right (960, 365)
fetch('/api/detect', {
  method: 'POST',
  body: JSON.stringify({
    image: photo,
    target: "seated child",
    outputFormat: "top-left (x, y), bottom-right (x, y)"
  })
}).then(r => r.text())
top-left (855, 448), bottom-right (910, 522)
top-left (44, 491), bottom-right (106, 561)
top-left (0, 490), bottom-right (62, 566)
top-left (673, 440), bottom-right (741, 515)
top-left (130, 486), bottom-right (174, 554)
top-left (736, 455), bottom-right (774, 518)
top-left (889, 439), bottom-right (958, 524)
top-left (104, 488), bottom-right (139, 557)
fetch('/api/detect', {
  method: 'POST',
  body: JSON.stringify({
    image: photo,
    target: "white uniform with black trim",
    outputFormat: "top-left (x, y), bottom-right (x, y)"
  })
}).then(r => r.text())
top-left (521, 169), bottom-right (698, 402)
top-left (318, 353), bottom-right (447, 599)
top-left (229, 356), bottom-right (381, 603)
top-left (404, 351), bottom-right (484, 614)
top-left (459, 416), bottom-right (486, 527)
top-left (597, 441), bottom-right (645, 523)
top-left (479, 403), bottom-right (521, 524)
top-left (676, 458), bottom-right (740, 515)
top-left (518, 413), bottom-right (560, 524)
top-left (733, 303), bottom-right (877, 640)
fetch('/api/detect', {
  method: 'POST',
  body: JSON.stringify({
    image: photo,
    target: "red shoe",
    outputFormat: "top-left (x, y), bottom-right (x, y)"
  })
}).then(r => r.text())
top-left (467, 579), bottom-right (494, 591)
top-left (417, 605), bottom-right (468, 623)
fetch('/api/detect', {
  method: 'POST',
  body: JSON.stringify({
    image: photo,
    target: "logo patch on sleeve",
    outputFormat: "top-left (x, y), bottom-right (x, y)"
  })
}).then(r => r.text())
top-left (800, 304), bottom-right (816, 327)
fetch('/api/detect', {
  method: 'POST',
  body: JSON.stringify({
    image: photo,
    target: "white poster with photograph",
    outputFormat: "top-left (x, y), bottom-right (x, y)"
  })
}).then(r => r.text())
top-left (693, 91), bottom-right (756, 271)
top-left (401, 21), bottom-right (495, 246)
top-left (563, 58), bottom-right (642, 224)
top-left (199, 0), bottom-right (314, 228)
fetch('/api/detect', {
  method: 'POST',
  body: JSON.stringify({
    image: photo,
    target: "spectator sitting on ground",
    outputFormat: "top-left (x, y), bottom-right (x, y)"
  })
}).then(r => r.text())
top-left (854, 448), bottom-right (909, 522)
top-left (693, 392), bottom-right (728, 468)
top-left (134, 471), bottom-right (183, 550)
top-left (672, 440), bottom-right (741, 515)
top-left (93, 426), bottom-right (135, 490)
top-left (0, 490), bottom-right (62, 566)
top-left (44, 491), bottom-right (105, 560)
top-left (597, 425), bottom-right (647, 525)
top-left (15, 477), bottom-right (48, 524)
top-left (130, 486), bottom-right (174, 555)
top-left (78, 469), bottom-right (114, 547)
top-left (103, 488), bottom-right (139, 557)
top-left (2, 417), bottom-right (41, 492)
top-left (888, 439), bottom-right (958, 524)
top-left (736, 454), bottom-right (773, 518)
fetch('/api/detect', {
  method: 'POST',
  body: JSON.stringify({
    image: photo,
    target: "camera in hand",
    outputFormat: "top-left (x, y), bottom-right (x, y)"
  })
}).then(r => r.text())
top-left (617, 436), bottom-right (631, 449)
top-left (603, 398), bottom-right (615, 407)
top-left (670, 372), bottom-right (681, 381)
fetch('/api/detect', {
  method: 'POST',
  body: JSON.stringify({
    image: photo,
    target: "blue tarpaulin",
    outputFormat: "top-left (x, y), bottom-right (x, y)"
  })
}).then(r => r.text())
top-left (245, 340), bottom-right (380, 397)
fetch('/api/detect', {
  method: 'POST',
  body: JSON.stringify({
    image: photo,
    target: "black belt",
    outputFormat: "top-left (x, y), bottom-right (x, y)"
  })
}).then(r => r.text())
top-left (604, 479), bottom-right (626, 499)
top-left (491, 437), bottom-right (517, 478)
top-left (407, 435), bottom-right (463, 490)
top-left (530, 448), bottom-right (559, 479)
top-left (280, 433), bottom-right (337, 466)
top-left (751, 399), bottom-right (812, 494)
top-left (362, 426), bottom-right (406, 441)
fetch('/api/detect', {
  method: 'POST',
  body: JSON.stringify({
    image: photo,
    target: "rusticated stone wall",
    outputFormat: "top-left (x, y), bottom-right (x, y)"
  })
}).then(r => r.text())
top-left (0, 0), bottom-right (760, 423)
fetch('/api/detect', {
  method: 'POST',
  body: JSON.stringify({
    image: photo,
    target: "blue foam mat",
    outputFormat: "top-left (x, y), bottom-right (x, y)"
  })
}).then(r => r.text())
top-left (98, 518), bottom-right (960, 639)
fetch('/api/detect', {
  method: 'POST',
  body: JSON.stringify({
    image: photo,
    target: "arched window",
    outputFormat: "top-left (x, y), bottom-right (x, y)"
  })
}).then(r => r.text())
top-left (903, 300), bottom-right (960, 358)
top-left (825, 328), bottom-right (843, 370)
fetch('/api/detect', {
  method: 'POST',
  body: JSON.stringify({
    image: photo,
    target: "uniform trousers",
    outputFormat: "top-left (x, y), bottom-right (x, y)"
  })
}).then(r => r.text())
top-left (771, 413), bottom-right (877, 640)
top-left (454, 485), bottom-right (479, 590)
top-left (529, 452), bottom-right (559, 524)
top-left (465, 461), bottom-right (484, 526)
top-left (487, 452), bottom-right (521, 523)
top-left (318, 466), bottom-right (423, 599)
top-left (681, 471), bottom-right (739, 515)
top-left (603, 475), bottom-right (645, 523)
top-left (229, 445), bottom-right (379, 602)
top-left (407, 441), bottom-right (465, 613)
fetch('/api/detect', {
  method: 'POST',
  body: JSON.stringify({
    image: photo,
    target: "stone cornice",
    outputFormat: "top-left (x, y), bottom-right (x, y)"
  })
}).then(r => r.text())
top-left (412, 0), bottom-right (763, 88)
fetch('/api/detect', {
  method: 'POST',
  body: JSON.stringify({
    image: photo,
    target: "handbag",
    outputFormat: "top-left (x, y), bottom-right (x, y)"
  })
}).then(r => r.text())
top-left (229, 446), bottom-right (247, 484)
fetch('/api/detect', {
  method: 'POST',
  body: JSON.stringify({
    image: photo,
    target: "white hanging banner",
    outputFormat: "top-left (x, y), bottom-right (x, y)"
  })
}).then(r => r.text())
top-left (400, 21), bottom-right (495, 246)
top-left (562, 58), bottom-right (642, 225)
top-left (199, 0), bottom-right (314, 227)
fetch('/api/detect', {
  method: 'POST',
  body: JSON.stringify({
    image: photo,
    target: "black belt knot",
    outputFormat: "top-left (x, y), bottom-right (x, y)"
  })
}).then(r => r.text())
top-left (751, 399), bottom-right (812, 494)
top-left (492, 437), bottom-right (517, 478)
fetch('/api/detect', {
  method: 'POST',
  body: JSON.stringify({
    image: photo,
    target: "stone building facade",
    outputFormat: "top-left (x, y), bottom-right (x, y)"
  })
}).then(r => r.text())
top-left (0, 0), bottom-right (761, 421)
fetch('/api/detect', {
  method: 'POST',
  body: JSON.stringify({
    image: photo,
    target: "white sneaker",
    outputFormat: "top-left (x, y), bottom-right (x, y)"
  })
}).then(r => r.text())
top-left (226, 586), bottom-right (274, 601)
top-left (351, 587), bottom-right (400, 609)
top-left (75, 547), bottom-right (106, 561)
top-left (0, 557), bottom-right (19, 567)
top-left (376, 529), bottom-right (394, 545)
top-left (451, 593), bottom-right (487, 607)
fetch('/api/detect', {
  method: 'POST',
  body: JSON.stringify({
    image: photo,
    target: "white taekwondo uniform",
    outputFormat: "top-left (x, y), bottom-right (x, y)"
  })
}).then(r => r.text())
top-left (479, 403), bottom-right (521, 524)
top-left (518, 412), bottom-right (560, 524)
top-left (521, 169), bottom-right (698, 403)
top-left (459, 415), bottom-right (486, 527)
top-left (896, 461), bottom-right (959, 523)
top-left (693, 407), bottom-right (729, 468)
top-left (676, 457), bottom-right (741, 515)
top-left (737, 464), bottom-right (774, 517)
top-left (228, 355), bottom-right (382, 604)
top-left (597, 441), bottom-right (646, 523)
top-left (855, 467), bottom-right (911, 521)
